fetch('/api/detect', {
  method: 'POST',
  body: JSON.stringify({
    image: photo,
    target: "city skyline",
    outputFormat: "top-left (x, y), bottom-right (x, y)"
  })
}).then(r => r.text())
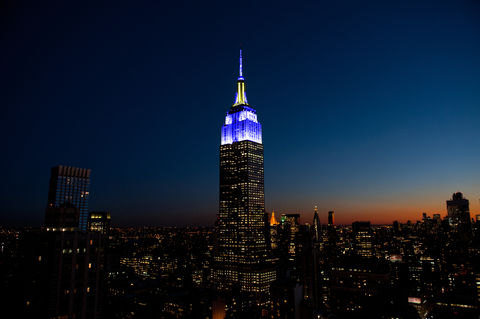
top-left (3, 1), bottom-right (480, 226)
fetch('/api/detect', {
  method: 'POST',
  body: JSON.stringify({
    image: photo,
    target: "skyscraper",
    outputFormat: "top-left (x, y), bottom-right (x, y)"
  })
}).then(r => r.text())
top-left (352, 221), bottom-right (373, 258)
top-left (88, 211), bottom-right (111, 234)
top-left (19, 166), bottom-right (103, 319)
top-left (213, 51), bottom-right (275, 301)
top-left (313, 206), bottom-right (320, 242)
top-left (270, 210), bottom-right (279, 226)
top-left (47, 165), bottom-right (91, 230)
top-left (19, 230), bottom-right (105, 319)
top-left (328, 211), bottom-right (335, 227)
top-left (446, 192), bottom-right (471, 239)
top-left (269, 211), bottom-right (280, 251)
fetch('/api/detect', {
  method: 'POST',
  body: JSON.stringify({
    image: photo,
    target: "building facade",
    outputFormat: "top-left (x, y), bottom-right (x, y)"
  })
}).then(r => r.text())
top-left (19, 230), bottom-right (104, 319)
top-left (88, 211), bottom-right (111, 234)
top-left (328, 211), bottom-right (335, 227)
top-left (47, 165), bottom-right (91, 230)
top-left (446, 192), bottom-right (471, 239)
top-left (352, 221), bottom-right (373, 258)
top-left (213, 51), bottom-right (275, 300)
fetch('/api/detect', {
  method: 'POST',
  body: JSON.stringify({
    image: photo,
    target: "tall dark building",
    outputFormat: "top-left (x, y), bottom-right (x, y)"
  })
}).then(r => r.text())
top-left (328, 211), bottom-right (335, 227)
top-left (15, 166), bottom-right (104, 319)
top-left (352, 221), bottom-right (373, 258)
top-left (47, 165), bottom-right (91, 230)
top-left (45, 204), bottom-right (80, 229)
top-left (213, 51), bottom-right (275, 300)
top-left (446, 192), bottom-right (471, 238)
top-left (269, 211), bottom-right (280, 250)
top-left (313, 206), bottom-right (320, 242)
top-left (88, 211), bottom-right (111, 234)
top-left (19, 230), bottom-right (105, 319)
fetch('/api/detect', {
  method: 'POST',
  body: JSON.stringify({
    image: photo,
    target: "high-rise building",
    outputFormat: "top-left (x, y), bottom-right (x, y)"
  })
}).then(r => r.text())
top-left (282, 214), bottom-right (300, 262)
top-left (270, 210), bottom-right (279, 226)
top-left (313, 206), bottom-right (320, 242)
top-left (446, 192), bottom-right (471, 239)
top-left (213, 50), bottom-right (275, 301)
top-left (269, 211), bottom-right (280, 250)
top-left (328, 211), bottom-right (335, 227)
top-left (47, 165), bottom-right (91, 230)
top-left (312, 206), bottom-right (321, 309)
top-left (352, 221), bottom-right (373, 258)
top-left (19, 230), bottom-right (104, 319)
top-left (88, 211), bottom-right (111, 234)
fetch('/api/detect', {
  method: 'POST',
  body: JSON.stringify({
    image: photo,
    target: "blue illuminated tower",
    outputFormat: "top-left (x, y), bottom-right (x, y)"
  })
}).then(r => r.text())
top-left (213, 51), bottom-right (275, 303)
top-left (220, 50), bottom-right (262, 145)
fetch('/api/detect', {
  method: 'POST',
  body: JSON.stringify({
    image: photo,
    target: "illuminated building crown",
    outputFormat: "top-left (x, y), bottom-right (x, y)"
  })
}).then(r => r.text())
top-left (221, 50), bottom-right (262, 145)
top-left (270, 210), bottom-right (279, 226)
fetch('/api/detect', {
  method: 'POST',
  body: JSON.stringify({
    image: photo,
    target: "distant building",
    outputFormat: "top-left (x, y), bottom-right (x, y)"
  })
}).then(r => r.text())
top-left (352, 221), bottom-right (373, 258)
top-left (446, 192), bottom-right (471, 239)
top-left (328, 211), bottom-right (335, 227)
top-left (282, 214), bottom-right (301, 262)
top-left (270, 210), bottom-right (279, 226)
top-left (270, 280), bottom-right (304, 319)
top-left (392, 221), bottom-right (400, 234)
top-left (270, 211), bottom-right (280, 250)
top-left (47, 165), bottom-right (91, 230)
top-left (329, 262), bottom-right (391, 315)
top-left (88, 211), bottom-right (111, 234)
top-left (313, 206), bottom-right (320, 242)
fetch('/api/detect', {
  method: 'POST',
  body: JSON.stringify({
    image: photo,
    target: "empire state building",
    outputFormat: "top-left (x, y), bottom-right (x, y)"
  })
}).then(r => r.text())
top-left (213, 51), bottom-right (276, 298)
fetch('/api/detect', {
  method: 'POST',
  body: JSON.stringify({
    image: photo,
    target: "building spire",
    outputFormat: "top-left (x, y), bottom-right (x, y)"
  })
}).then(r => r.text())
top-left (234, 49), bottom-right (248, 106)
top-left (239, 49), bottom-right (243, 79)
top-left (270, 210), bottom-right (279, 226)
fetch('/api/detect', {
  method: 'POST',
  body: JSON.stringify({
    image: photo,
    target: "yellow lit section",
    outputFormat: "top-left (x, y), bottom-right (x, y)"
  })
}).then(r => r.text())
top-left (234, 80), bottom-right (248, 106)
top-left (270, 211), bottom-right (279, 226)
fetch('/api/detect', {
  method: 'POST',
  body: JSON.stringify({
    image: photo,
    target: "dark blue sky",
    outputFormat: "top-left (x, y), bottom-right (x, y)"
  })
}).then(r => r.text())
top-left (2, 0), bottom-right (480, 226)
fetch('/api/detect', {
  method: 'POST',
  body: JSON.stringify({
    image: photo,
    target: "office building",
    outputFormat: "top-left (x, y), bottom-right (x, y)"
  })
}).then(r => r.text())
top-left (19, 230), bottom-right (104, 319)
top-left (446, 192), bottom-right (471, 239)
top-left (352, 221), bottom-right (373, 258)
top-left (88, 211), bottom-right (111, 234)
top-left (47, 165), bottom-right (91, 230)
top-left (328, 211), bottom-right (334, 227)
top-left (45, 204), bottom-right (80, 229)
top-left (313, 206), bottom-right (320, 243)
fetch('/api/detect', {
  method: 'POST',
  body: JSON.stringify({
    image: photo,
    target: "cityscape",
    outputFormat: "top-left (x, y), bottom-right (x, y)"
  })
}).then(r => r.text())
top-left (2, 1), bottom-right (480, 319)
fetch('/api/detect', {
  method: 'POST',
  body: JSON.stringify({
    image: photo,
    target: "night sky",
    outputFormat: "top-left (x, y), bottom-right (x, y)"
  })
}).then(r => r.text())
top-left (2, 0), bottom-right (480, 226)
